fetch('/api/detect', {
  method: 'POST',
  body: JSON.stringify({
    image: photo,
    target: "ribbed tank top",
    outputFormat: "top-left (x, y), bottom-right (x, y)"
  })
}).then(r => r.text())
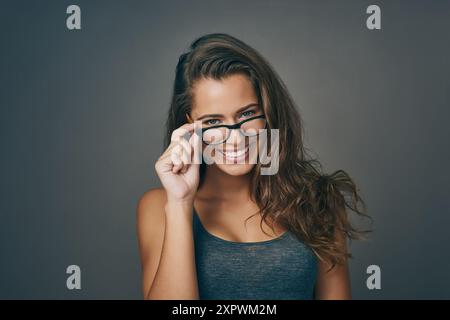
top-left (193, 208), bottom-right (318, 300)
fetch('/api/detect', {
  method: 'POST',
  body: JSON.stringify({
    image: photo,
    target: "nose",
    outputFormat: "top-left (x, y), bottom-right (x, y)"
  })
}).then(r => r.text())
top-left (225, 128), bottom-right (246, 150)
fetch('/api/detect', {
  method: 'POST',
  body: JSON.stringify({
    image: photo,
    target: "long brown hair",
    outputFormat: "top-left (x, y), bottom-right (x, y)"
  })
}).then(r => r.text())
top-left (164, 33), bottom-right (371, 268)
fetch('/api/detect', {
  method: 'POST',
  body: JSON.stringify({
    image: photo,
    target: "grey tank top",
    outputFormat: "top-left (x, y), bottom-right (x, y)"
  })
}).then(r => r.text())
top-left (193, 208), bottom-right (318, 300)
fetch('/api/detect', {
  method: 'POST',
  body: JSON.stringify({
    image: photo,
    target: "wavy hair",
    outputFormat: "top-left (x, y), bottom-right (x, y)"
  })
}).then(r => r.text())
top-left (164, 33), bottom-right (371, 268)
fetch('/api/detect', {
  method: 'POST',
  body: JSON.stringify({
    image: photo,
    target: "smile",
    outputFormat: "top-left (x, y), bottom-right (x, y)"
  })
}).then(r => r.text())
top-left (217, 146), bottom-right (249, 162)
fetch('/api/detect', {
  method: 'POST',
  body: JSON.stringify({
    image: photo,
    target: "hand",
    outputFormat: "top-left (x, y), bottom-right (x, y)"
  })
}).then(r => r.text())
top-left (154, 123), bottom-right (202, 203)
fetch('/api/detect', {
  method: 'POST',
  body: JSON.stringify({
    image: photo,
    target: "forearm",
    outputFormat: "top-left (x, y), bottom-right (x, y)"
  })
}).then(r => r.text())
top-left (146, 200), bottom-right (199, 299)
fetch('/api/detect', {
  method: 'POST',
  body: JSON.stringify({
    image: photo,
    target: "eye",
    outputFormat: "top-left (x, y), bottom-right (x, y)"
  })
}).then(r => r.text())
top-left (204, 119), bottom-right (221, 126)
top-left (239, 109), bottom-right (256, 118)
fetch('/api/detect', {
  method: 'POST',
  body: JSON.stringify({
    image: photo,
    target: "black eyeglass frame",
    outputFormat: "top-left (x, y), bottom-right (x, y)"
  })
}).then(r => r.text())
top-left (200, 114), bottom-right (267, 145)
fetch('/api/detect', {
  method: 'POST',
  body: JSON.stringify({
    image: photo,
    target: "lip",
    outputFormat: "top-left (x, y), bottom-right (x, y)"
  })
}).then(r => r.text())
top-left (217, 146), bottom-right (249, 163)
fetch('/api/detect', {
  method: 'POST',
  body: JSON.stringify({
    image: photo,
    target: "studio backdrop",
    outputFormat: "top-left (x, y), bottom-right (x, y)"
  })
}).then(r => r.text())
top-left (0, 0), bottom-right (449, 299)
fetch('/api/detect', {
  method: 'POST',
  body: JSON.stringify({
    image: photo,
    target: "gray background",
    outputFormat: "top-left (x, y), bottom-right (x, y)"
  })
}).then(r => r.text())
top-left (1, 0), bottom-right (449, 299)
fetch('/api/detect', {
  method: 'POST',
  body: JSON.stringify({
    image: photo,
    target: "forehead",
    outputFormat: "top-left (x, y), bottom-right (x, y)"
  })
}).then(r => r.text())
top-left (191, 73), bottom-right (258, 117)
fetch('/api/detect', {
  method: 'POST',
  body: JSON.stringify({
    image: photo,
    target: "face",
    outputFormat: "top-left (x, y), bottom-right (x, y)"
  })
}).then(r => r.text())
top-left (188, 73), bottom-right (264, 177)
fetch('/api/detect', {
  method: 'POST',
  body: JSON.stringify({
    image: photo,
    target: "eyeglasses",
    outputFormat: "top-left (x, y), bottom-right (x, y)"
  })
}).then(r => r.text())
top-left (201, 115), bottom-right (267, 145)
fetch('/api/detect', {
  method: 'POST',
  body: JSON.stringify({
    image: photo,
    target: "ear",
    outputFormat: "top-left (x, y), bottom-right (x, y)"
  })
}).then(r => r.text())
top-left (186, 113), bottom-right (193, 123)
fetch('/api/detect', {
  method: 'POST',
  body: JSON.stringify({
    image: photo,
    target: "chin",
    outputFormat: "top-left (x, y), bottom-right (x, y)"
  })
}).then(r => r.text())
top-left (214, 163), bottom-right (255, 176)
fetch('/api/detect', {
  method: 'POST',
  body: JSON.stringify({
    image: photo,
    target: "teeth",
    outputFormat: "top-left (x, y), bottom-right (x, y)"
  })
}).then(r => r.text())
top-left (223, 148), bottom-right (247, 158)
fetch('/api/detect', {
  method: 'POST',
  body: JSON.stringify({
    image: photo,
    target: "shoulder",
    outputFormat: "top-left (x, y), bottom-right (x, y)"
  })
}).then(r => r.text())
top-left (135, 188), bottom-right (168, 298)
top-left (137, 188), bottom-right (167, 214)
top-left (136, 188), bottom-right (168, 242)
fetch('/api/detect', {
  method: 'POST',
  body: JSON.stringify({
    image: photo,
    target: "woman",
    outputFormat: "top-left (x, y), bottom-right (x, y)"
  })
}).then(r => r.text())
top-left (137, 33), bottom-right (370, 300)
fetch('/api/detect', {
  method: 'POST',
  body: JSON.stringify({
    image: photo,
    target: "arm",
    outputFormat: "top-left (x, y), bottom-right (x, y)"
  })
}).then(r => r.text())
top-left (136, 188), bottom-right (199, 299)
top-left (314, 226), bottom-right (352, 300)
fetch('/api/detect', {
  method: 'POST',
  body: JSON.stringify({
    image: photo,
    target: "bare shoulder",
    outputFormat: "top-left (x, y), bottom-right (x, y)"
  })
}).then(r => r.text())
top-left (136, 188), bottom-right (168, 254)
top-left (137, 188), bottom-right (167, 217)
top-left (136, 188), bottom-right (168, 298)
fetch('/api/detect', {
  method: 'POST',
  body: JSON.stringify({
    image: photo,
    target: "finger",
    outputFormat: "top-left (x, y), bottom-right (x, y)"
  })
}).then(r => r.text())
top-left (170, 147), bottom-right (184, 176)
top-left (158, 142), bottom-right (180, 162)
top-left (180, 163), bottom-right (190, 174)
top-left (179, 133), bottom-right (201, 174)
top-left (172, 165), bottom-right (183, 174)
top-left (170, 144), bottom-right (183, 166)
top-left (168, 140), bottom-right (190, 167)
top-left (189, 130), bottom-right (202, 165)
top-left (160, 141), bottom-right (190, 175)
top-left (179, 143), bottom-right (192, 174)
top-left (156, 141), bottom-right (189, 174)
top-left (171, 153), bottom-right (184, 174)
top-left (171, 123), bottom-right (195, 143)
top-left (156, 152), bottom-right (177, 174)
top-left (177, 139), bottom-right (192, 163)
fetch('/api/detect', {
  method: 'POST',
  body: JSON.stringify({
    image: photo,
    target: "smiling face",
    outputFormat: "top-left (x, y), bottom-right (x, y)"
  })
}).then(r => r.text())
top-left (188, 73), bottom-right (264, 176)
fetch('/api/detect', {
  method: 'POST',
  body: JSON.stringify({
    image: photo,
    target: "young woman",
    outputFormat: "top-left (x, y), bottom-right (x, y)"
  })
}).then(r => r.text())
top-left (137, 33), bottom-right (369, 300)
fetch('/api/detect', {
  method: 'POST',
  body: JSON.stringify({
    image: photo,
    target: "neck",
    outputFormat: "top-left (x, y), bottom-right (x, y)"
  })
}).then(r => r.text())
top-left (199, 165), bottom-right (253, 202)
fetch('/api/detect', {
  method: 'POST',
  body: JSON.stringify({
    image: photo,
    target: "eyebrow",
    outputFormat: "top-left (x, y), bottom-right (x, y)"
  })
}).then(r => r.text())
top-left (195, 103), bottom-right (259, 121)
